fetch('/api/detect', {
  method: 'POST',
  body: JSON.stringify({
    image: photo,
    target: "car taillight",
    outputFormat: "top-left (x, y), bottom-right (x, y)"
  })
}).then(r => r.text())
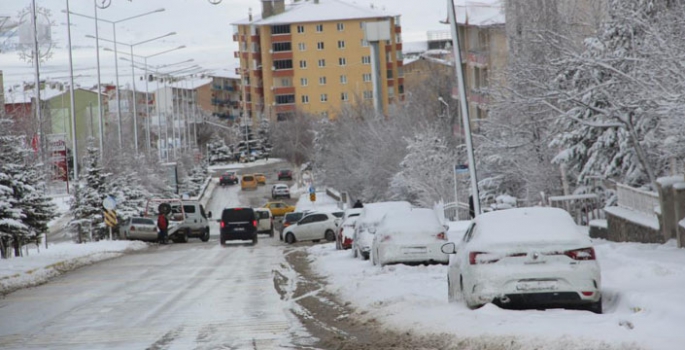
top-left (220, 221), bottom-right (225, 228)
top-left (436, 232), bottom-right (446, 240)
top-left (130, 226), bottom-right (136, 231)
top-left (469, 251), bottom-right (500, 265)
top-left (565, 247), bottom-right (596, 261)
top-left (253, 220), bottom-right (257, 227)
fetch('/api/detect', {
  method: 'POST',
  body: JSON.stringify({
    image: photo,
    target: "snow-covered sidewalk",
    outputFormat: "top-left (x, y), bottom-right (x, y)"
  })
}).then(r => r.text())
top-left (307, 238), bottom-right (685, 350)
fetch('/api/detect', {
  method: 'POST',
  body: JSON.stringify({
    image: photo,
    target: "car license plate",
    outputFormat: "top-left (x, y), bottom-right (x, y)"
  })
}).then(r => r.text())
top-left (402, 247), bottom-right (427, 254)
top-left (516, 280), bottom-right (558, 292)
top-left (233, 227), bottom-right (244, 231)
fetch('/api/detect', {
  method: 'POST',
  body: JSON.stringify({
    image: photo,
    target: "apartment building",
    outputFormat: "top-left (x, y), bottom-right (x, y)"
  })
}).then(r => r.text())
top-left (232, 0), bottom-right (403, 121)
top-left (210, 73), bottom-right (242, 120)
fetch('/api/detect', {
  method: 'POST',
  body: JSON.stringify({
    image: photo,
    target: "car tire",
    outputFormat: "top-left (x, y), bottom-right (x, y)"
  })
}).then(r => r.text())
top-left (587, 298), bottom-right (603, 314)
top-left (353, 246), bottom-right (359, 258)
top-left (447, 277), bottom-right (456, 303)
top-left (252, 235), bottom-right (258, 246)
top-left (362, 251), bottom-right (369, 260)
top-left (270, 227), bottom-right (274, 238)
top-left (371, 249), bottom-right (377, 266)
top-left (313, 239), bottom-right (320, 243)
top-left (201, 227), bottom-right (210, 242)
top-left (285, 233), bottom-right (296, 244)
top-left (325, 230), bottom-right (336, 242)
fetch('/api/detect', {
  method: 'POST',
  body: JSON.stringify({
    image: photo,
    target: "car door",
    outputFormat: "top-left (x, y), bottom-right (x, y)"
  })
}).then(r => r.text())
top-left (306, 214), bottom-right (328, 240)
top-left (294, 215), bottom-right (315, 240)
top-left (451, 223), bottom-right (476, 293)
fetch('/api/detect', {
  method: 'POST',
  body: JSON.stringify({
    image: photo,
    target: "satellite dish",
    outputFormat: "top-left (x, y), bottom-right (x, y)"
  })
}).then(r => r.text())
top-left (96, 0), bottom-right (112, 9)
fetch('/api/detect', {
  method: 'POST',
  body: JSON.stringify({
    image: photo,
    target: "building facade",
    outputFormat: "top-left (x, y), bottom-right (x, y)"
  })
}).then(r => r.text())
top-left (232, 0), bottom-right (403, 121)
top-left (210, 74), bottom-right (242, 120)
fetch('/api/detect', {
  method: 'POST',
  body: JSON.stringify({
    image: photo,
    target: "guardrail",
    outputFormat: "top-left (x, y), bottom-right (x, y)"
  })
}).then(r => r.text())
top-left (616, 183), bottom-right (660, 216)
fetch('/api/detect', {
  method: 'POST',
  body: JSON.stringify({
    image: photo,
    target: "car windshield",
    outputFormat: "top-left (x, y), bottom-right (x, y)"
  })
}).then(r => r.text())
top-left (243, 176), bottom-right (254, 181)
top-left (222, 208), bottom-right (254, 222)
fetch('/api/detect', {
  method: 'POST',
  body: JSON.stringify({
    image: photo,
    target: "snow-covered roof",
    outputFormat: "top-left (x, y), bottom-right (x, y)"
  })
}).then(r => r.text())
top-left (378, 208), bottom-right (443, 235)
top-left (3, 86), bottom-right (101, 104)
top-left (402, 41), bottom-right (428, 54)
top-left (232, 0), bottom-right (399, 25)
top-left (210, 70), bottom-right (240, 80)
top-left (169, 77), bottom-right (213, 90)
top-left (455, 0), bottom-right (505, 26)
top-left (359, 201), bottom-right (412, 225)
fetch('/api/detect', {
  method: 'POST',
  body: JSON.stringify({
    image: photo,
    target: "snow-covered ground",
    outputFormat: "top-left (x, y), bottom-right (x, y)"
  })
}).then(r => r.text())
top-left (307, 235), bottom-right (685, 350)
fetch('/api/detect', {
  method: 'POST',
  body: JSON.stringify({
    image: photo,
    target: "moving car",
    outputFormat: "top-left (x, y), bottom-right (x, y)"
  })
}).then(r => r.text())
top-left (441, 207), bottom-right (602, 313)
top-left (219, 207), bottom-right (258, 245)
top-left (219, 171), bottom-right (238, 186)
top-left (119, 217), bottom-right (158, 241)
top-left (281, 211), bottom-right (306, 240)
top-left (336, 216), bottom-right (358, 250)
top-left (282, 212), bottom-right (339, 244)
top-left (254, 173), bottom-right (267, 185)
top-left (271, 184), bottom-right (291, 199)
top-left (277, 169), bottom-right (293, 181)
top-left (371, 208), bottom-right (448, 266)
top-left (254, 208), bottom-right (274, 237)
top-left (241, 174), bottom-right (258, 191)
top-left (144, 199), bottom-right (211, 243)
top-left (263, 201), bottom-right (296, 217)
top-left (352, 201), bottom-right (412, 260)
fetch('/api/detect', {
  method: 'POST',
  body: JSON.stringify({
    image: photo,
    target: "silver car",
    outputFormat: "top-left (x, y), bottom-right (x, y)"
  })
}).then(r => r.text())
top-left (120, 217), bottom-right (158, 241)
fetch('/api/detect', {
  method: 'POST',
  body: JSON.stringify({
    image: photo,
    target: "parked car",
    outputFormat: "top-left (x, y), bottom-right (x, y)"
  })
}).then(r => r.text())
top-left (120, 217), bottom-right (158, 241)
top-left (281, 211), bottom-right (305, 240)
top-left (352, 201), bottom-right (412, 260)
top-left (219, 171), bottom-right (238, 186)
top-left (219, 207), bottom-right (258, 245)
top-left (336, 216), bottom-right (358, 250)
top-left (241, 174), bottom-right (258, 190)
top-left (371, 208), bottom-right (448, 266)
top-left (282, 212), bottom-right (339, 244)
top-left (254, 173), bottom-right (267, 185)
top-left (277, 169), bottom-right (293, 180)
top-left (263, 201), bottom-right (296, 217)
top-left (254, 208), bottom-right (274, 237)
top-left (271, 184), bottom-right (291, 199)
top-left (338, 207), bottom-right (363, 227)
top-left (441, 207), bottom-right (602, 313)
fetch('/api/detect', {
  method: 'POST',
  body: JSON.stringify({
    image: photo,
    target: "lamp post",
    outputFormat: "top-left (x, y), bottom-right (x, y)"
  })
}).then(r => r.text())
top-left (66, 8), bottom-right (165, 149)
top-left (87, 32), bottom-right (177, 154)
top-left (65, 0), bottom-right (79, 181)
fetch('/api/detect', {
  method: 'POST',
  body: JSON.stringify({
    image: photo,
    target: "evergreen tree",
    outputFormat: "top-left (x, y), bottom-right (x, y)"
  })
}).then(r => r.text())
top-left (15, 158), bottom-right (57, 247)
top-left (68, 138), bottom-right (108, 242)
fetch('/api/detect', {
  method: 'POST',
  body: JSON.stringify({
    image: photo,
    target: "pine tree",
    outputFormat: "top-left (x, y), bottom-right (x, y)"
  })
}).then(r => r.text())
top-left (68, 138), bottom-right (108, 242)
top-left (15, 158), bottom-right (57, 247)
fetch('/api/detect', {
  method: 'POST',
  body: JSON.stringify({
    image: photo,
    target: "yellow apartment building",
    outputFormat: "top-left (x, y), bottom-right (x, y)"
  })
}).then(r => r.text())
top-left (232, 0), bottom-right (403, 122)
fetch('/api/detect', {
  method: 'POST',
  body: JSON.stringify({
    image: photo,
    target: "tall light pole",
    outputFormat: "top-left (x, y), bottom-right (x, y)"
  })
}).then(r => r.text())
top-left (93, 1), bottom-right (105, 160)
top-left (65, 0), bottom-right (78, 180)
top-left (30, 0), bottom-right (45, 166)
top-left (65, 8), bottom-right (165, 149)
top-left (87, 32), bottom-right (177, 154)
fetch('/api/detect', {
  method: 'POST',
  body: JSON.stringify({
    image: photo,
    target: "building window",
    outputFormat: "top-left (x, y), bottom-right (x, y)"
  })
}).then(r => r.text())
top-left (316, 24), bottom-right (323, 32)
top-left (298, 42), bottom-right (306, 51)
top-left (338, 57), bottom-right (347, 66)
top-left (275, 94), bottom-right (295, 104)
top-left (363, 90), bottom-right (373, 99)
top-left (319, 76), bottom-right (327, 85)
top-left (362, 56), bottom-right (371, 64)
top-left (363, 73), bottom-right (372, 82)
top-left (318, 59), bottom-right (326, 67)
top-left (272, 42), bottom-right (292, 52)
top-left (361, 39), bottom-right (369, 47)
top-left (302, 95), bottom-right (309, 103)
top-left (271, 25), bottom-right (291, 35)
top-left (398, 67), bottom-right (404, 77)
top-left (274, 60), bottom-right (293, 70)
top-left (341, 92), bottom-right (348, 101)
top-left (297, 25), bottom-right (305, 33)
top-left (317, 42), bottom-right (325, 50)
top-left (387, 69), bottom-right (394, 79)
top-left (396, 33), bottom-right (402, 43)
top-left (299, 60), bottom-right (307, 68)
top-left (396, 51), bottom-right (403, 61)
top-left (337, 23), bottom-right (344, 31)
top-left (388, 86), bottom-right (395, 98)
top-left (337, 40), bottom-right (345, 49)
top-left (281, 78), bottom-right (292, 87)
top-left (340, 75), bottom-right (347, 84)
top-left (320, 93), bottom-right (328, 102)
top-left (300, 78), bottom-right (308, 86)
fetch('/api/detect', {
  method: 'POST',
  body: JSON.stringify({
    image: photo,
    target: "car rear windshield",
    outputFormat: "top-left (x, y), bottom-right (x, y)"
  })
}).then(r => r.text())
top-left (183, 205), bottom-right (196, 214)
top-left (280, 170), bottom-right (291, 173)
top-left (243, 176), bottom-right (254, 181)
top-left (256, 211), bottom-right (270, 219)
top-left (285, 212), bottom-right (303, 222)
top-left (222, 208), bottom-right (255, 222)
top-left (132, 218), bottom-right (155, 225)
top-left (331, 212), bottom-right (343, 218)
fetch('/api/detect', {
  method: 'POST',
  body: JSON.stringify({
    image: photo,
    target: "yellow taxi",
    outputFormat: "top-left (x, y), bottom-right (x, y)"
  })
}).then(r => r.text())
top-left (263, 201), bottom-right (296, 217)
top-left (241, 174), bottom-right (258, 191)
top-left (254, 173), bottom-right (267, 185)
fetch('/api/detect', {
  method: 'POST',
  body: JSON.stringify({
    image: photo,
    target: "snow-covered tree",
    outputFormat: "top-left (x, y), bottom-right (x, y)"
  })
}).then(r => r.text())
top-left (68, 138), bottom-right (108, 242)
top-left (207, 133), bottom-right (231, 164)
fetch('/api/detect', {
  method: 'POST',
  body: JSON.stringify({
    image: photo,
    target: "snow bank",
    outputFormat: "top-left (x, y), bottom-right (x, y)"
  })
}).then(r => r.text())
top-left (604, 206), bottom-right (660, 230)
top-left (295, 192), bottom-right (339, 213)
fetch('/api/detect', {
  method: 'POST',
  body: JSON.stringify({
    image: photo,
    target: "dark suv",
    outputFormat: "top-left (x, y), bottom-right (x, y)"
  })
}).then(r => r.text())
top-left (277, 169), bottom-right (293, 180)
top-left (219, 207), bottom-right (258, 245)
top-left (220, 171), bottom-right (238, 186)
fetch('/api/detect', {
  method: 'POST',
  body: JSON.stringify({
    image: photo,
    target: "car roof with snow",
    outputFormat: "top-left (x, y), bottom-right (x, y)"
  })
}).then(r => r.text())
top-left (378, 208), bottom-right (443, 234)
top-left (359, 201), bottom-right (412, 224)
top-left (274, 184), bottom-right (288, 188)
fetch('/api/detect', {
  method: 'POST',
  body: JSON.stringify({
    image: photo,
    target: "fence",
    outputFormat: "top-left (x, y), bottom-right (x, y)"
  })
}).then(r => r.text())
top-left (616, 183), bottom-right (660, 216)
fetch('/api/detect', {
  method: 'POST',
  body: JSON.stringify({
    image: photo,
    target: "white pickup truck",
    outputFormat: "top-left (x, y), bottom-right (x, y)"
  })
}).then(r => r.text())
top-left (145, 199), bottom-right (212, 243)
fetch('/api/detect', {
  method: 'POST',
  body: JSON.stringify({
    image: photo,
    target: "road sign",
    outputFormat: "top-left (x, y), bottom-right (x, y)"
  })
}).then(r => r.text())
top-left (103, 196), bottom-right (116, 210)
top-left (455, 164), bottom-right (469, 174)
top-left (310, 193), bottom-right (316, 202)
top-left (309, 186), bottom-right (316, 194)
top-left (104, 209), bottom-right (118, 227)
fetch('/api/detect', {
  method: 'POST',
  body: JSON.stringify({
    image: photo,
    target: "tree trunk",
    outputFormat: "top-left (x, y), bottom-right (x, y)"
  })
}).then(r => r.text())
top-left (626, 120), bottom-right (657, 190)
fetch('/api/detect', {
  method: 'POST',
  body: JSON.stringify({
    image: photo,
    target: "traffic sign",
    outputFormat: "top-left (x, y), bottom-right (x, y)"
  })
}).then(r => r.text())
top-left (455, 164), bottom-right (469, 174)
top-left (310, 193), bottom-right (316, 202)
top-left (103, 196), bottom-right (116, 210)
top-left (309, 186), bottom-right (316, 194)
top-left (104, 209), bottom-right (118, 227)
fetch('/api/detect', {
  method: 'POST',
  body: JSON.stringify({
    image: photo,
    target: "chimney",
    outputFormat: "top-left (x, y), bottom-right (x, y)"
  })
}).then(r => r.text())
top-left (261, 0), bottom-right (273, 19)
top-left (273, 0), bottom-right (285, 15)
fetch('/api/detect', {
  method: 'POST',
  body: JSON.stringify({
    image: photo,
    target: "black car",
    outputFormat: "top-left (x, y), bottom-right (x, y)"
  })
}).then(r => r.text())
top-left (219, 207), bottom-right (258, 245)
top-left (220, 171), bottom-right (238, 186)
top-left (277, 169), bottom-right (293, 181)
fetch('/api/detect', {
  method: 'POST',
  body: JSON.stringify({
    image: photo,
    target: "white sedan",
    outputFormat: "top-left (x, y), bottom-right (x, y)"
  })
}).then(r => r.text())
top-left (371, 208), bottom-right (448, 266)
top-left (282, 212), bottom-right (339, 244)
top-left (119, 217), bottom-right (158, 241)
top-left (441, 207), bottom-right (602, 313)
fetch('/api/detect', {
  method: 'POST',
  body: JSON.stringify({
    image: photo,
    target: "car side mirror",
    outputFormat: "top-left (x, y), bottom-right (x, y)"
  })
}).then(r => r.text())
top-left (441, 242), bottom-right (457, 255)
top-left (208, 211), bottom-right (212, 218)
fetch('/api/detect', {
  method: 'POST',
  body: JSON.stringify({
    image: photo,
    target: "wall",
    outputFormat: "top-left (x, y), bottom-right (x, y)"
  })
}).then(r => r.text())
top-left (605, 213), bottom-right (664, 243)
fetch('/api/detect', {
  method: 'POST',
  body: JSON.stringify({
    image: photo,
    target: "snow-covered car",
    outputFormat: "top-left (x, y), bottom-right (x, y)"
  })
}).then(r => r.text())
top-left (119, 217), bottom-right (158, 241)
top-left (441, 207), bottom-right (602, 313)
top-left (371, 208), bottom-right (448, 266)
top-left (282, 212), bottom-right (339, 244)
top-left (271, 184), bottom-right (290, 199)
top-left (336, 216), bottom-right (358, 250)
top-left (352, 201), bottom-right (412, 260)
top-left (254, 208), bottom-right (274, 237)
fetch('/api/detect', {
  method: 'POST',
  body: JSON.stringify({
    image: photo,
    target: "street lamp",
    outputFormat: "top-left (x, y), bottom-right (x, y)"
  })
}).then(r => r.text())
top-left (87, 32), bottom-right (177, 154)
top-left (65, 7), bottom-right (165, 148)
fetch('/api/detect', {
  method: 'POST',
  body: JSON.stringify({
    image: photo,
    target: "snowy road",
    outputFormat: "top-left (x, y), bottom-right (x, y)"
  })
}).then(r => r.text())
top-left (0, 165), bottom-right (311, 349)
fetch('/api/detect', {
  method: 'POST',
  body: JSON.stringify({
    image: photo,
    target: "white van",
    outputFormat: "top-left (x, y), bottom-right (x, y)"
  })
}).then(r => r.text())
top-left (254, 208), bottom-right (274, 237)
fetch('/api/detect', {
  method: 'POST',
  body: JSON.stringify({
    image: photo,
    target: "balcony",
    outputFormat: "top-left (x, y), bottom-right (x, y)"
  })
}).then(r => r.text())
top-left (272, 68), bottom-right (294, 77)
top-left (212, 84), bottom-right (222, 90)
top-left (395, 25), bottom-right (402, 33)
top-left (272, 86), bottom-right (295, 95)
top-left (271, 34), bottom-right (292, 43)
top-left (272, 51), bottom-right (293, 60)
top-left (468, 88), bottom-right (490, 105)
top-left (275, 104), bottom-right (296, 113)
top-left (223, 85), bottom-right (235, 91)
top-left (467, 50), bottom-right (489, 67)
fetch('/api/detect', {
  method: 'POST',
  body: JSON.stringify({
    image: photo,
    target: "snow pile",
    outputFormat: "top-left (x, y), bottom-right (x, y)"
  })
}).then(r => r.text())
top-left (295, 192), bottom-right (339, 213)
top-left (0, 241), bottom-right (148, 295)
top-left (308, 238), bottom-right (685, 350)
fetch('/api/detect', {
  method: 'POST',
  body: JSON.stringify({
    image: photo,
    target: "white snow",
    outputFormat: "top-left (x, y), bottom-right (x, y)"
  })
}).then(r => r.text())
top-left (604, 206), bottom-right (660, 231)
top-left (377, 208), bottom-right (443, 236)
top-left (295, 191), bottom-right (339, 213)
top-left (232, 0), bottom-right (400, 25)
top-left (590, 219), bottom-right (608, 229)
top-left (656, 175), bottom-right (685, 187)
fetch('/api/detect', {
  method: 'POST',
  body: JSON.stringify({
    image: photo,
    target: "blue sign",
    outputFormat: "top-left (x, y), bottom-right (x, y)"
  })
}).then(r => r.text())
top-left (455, 164), bottom-right (469, 174)
top-left (309, 186), bottom-right (316, 194)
